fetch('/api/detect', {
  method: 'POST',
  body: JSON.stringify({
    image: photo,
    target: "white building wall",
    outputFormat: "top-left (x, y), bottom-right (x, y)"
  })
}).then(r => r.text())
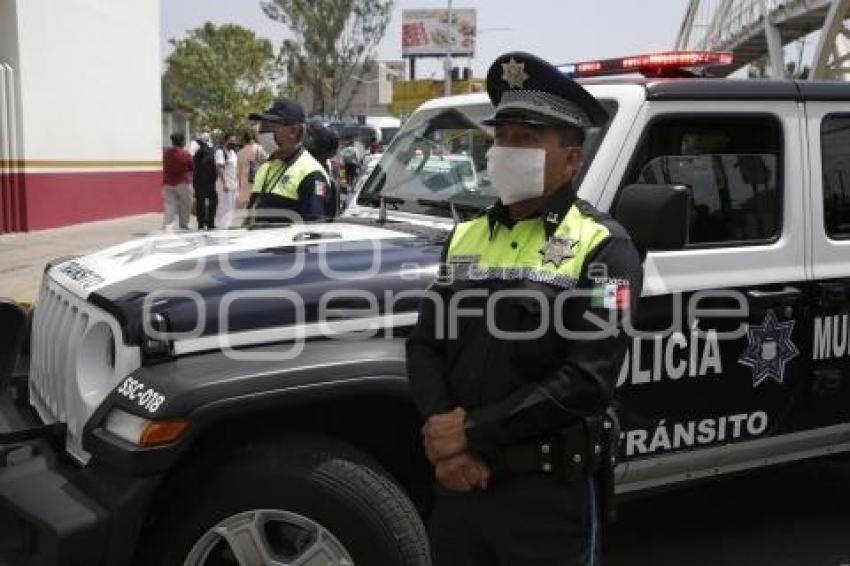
top-left (0, 1), bottom-right (20, 69)
top-left (298, 60), bottom-right (405, 118)
top-left (14, 0), bottom-right (161, 164)
top-left (0, 0), bottom-right (23, 151)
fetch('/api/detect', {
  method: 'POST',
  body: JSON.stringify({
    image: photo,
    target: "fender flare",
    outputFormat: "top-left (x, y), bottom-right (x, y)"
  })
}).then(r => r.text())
top-left (84, 337), bottom-right (412, 475)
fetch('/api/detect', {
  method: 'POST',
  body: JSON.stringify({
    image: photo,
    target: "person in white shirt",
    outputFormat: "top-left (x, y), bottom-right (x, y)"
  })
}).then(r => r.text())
top-left (215, 133), bottom-right (239, 228)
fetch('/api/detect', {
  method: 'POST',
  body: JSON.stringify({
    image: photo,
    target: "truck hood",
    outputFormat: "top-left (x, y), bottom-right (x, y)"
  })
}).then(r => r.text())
top-left (47, 220), bottom-right (446, 352)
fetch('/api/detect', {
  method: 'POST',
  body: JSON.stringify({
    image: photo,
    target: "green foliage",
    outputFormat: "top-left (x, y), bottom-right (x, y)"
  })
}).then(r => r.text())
top-left (164, 22), bottom-right (282, 134)
top-left (262, 0), bottom-right (394, 116)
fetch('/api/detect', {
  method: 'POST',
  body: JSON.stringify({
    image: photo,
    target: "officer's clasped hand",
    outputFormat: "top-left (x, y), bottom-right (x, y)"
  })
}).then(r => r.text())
top-left (422, 407), bottom-right (468, 462)
top-left (434, 452), bottom-right (490, 492)
top-left (423, 407), bottom-right (491, 492)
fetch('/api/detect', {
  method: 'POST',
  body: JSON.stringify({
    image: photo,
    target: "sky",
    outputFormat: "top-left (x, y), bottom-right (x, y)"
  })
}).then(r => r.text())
top-left (160, 0), bottom-right (691, 78)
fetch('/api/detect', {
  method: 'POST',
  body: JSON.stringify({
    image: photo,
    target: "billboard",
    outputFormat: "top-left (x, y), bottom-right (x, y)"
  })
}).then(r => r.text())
top-left (402, 9), bottom-right (476, 57)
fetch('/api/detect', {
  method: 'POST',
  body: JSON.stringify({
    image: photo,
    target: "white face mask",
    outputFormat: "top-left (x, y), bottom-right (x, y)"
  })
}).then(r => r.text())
top-left (258, 132), bottom-right (278, 153)
top-left (486, 146), bottom-right (547, 205)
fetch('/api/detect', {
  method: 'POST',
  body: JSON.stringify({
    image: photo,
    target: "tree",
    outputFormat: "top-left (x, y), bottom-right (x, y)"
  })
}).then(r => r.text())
top-left (261, 0), bottom-right (394, 116)
top-left (164, 22), bottom-right (282, 135)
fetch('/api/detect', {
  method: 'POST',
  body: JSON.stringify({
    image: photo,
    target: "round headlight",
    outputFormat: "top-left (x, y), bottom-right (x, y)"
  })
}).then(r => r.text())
top-left (76, 321), bottom-right (117, 402)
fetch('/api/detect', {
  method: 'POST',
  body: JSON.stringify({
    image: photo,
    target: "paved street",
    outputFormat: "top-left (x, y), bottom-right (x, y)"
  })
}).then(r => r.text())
top-left (0, 454), bottom-right (847, 564)
top-left (606, 455), bottom-right (850, 566)
top-left (0, 214), bottom-right (163, 306)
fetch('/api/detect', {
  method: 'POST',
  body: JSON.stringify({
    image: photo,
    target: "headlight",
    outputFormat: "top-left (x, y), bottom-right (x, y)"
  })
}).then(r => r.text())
top-left (76, 322), bottom-right (117, 402)
top-left (104, 408), bottom-right (189, 446)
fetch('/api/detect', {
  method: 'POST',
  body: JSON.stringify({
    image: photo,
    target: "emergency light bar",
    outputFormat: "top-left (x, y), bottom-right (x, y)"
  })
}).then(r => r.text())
top-left (559, 51), bottom-right (734, 78)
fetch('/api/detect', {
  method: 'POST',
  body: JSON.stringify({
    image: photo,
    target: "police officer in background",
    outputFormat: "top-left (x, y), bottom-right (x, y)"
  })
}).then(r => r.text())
top-left (406, 52), bottom-right (644, 565)
top-left (248, 98), bottom-right (331, 223)
top-left (304, 120), bottom-right (342, 217)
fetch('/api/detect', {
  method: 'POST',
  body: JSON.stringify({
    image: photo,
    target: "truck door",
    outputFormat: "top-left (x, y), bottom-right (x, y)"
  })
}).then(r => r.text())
top-left (599, 100), bottom-right (813, 489)
top-left (798, 103), bottom-right (850, 431)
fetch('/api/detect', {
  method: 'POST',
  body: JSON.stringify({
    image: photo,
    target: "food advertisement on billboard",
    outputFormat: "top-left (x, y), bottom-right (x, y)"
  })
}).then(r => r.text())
top-left (402, 9), bottom-right (477, 57)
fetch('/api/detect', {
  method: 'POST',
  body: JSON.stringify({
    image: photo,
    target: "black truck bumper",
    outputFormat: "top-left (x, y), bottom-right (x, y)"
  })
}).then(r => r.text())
top-left (0, 394), bottom-right (103, 566)
top-left (0, 300), bottom-right (160, 566)
top-left (0, 393), bottom-right (164, 566)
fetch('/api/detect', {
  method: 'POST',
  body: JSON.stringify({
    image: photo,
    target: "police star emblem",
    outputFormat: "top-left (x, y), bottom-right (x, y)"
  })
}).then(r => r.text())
top-left (539, 235), bottom-right (576, 267)
top-left (113, 234), bottom-right (240, 264)
top-left (501, 57), bottom-right (530, 88)
top-left (737, 310), bottom-right (800, 388)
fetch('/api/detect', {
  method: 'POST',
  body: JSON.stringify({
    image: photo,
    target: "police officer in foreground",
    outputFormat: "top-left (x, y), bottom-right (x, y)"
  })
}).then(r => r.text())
top-left (406, 52), bottom-right (644, 565)
top-left (247, 98), bottom-right (331, 223)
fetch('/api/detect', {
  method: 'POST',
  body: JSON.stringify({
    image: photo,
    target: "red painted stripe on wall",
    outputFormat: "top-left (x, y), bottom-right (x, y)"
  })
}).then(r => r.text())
top-left (0, 169), bottom-right (162, 232)
top-left (0, 172), bottom-right (26, 233)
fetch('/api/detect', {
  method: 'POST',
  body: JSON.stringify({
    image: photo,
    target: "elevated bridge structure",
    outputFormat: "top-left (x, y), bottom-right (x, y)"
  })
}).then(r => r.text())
top-left (676, 0), bottom-right (850, 79)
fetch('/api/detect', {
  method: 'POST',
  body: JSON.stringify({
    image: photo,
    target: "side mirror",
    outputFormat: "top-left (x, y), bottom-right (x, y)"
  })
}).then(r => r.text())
top-left (614, 184), bottom-right (691, 253)
top-left (0, 299), bottom-right (27, 389)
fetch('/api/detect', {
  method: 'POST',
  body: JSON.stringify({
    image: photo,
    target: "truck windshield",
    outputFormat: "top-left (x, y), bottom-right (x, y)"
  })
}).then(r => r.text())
top-left (356, 101), bottom-right (616, 218)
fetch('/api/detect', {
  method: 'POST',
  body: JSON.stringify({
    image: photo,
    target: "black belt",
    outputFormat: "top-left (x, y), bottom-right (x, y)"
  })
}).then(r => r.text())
top-left (495, 412), bottom-right (620, 524)
top-left (498, 418), bottom-right (606, 482)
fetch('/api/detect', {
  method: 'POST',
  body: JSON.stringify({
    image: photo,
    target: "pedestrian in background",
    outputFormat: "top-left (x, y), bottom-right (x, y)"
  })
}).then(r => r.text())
top-left (161, 132), bottom-right (193, 230)
top-left (189, 126), bottom-right (211, 157)
top-left (192, 130), bottom-right (218, 230)
top-left (236, 130), bottom-right (268, 208)
top-left (340, 138), bottom-right (360, 188)
top-left (215, 133), bottom-right (239, 228)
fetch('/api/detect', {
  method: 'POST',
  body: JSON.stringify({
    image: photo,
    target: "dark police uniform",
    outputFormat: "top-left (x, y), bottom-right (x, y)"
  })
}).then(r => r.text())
top-left (248, 98), bottom-right (330, 222)
top-left (406, 52), bottom-right (644, 566)
top-left (248, 146), bottom-right (329, 221)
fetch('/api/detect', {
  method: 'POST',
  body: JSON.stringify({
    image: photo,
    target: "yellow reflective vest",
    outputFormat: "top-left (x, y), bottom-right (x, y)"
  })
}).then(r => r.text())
top-left (251, 149), bottom-right (329, 200)
top-left (446, 204), bottom-right (612, 289)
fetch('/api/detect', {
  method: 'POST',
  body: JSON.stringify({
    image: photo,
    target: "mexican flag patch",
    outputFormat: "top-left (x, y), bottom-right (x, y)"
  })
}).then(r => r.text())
top-left (591, 280), bottom-right (630, 310)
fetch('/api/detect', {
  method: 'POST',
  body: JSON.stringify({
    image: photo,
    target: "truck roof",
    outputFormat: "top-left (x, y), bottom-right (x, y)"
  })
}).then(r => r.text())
top-left (415, 79), bottom-right (850, 113)
top-left (641, 79), bottom-right (850, 101)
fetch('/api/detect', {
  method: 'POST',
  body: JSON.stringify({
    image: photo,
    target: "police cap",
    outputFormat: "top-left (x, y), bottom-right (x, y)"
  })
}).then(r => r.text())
top-left (482, 52), bottom-right (608, 130)
top-left (249, 97), bottom-right (306, 125)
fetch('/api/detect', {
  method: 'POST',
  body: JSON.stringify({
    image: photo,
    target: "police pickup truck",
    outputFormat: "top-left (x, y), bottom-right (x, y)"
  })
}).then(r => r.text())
top-left (1, 51), bottom-right (849, 565)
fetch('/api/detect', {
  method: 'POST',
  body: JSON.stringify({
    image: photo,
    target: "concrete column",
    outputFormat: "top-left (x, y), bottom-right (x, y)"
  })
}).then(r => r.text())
top-left (813, 0), bottom-right (850, 79)
top-left (764, 17), bottom-right (785, 78)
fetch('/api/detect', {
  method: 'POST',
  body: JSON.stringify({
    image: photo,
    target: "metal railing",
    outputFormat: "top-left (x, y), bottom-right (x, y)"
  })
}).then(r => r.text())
top-left (681, 0), bottom-right (806, 51)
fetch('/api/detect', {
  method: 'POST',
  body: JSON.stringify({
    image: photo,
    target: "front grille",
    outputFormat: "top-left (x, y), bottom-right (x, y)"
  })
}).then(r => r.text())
top-left (29, 274), bottom-right (140, 462)
top-left (30, 281), bottom-right (89, 425)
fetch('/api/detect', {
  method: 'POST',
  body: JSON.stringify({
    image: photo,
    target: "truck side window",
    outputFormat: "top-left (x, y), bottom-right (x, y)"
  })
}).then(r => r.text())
top-left (623, 116), bottom-right (782, 246)
top-left (821, 114), bottom-right (850, 238)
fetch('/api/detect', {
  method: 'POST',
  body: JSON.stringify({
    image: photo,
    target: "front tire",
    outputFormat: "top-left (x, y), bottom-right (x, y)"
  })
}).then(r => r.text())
top-left (136, 436), bottom-right (431, 566)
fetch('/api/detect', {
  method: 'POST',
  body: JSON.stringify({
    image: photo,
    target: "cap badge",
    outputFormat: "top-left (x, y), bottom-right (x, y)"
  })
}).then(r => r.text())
top-left (539, 234), bottom-right (576, 267)
top-left (501, 57), bottom-right (529, 89)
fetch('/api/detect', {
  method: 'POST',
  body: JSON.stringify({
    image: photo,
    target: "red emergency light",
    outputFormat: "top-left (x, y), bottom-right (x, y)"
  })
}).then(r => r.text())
top-left (577, 61), bottom-right (603, 74)
top-left (559, 51), bottom-right (734, 79)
